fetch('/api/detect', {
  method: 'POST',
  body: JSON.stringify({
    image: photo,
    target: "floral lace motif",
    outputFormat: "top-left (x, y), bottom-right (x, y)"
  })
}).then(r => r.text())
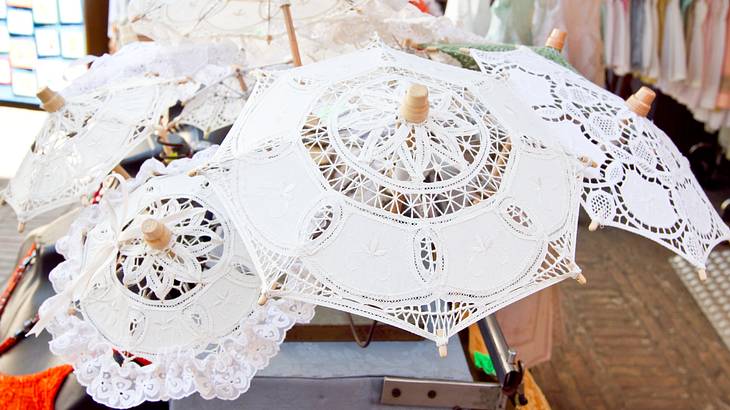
top-left (470, 47), bottom-right (730, 269)
top-left (175, 71), bottom-right (249, 136)
top-left (43, 148), bottom-right (314, 408)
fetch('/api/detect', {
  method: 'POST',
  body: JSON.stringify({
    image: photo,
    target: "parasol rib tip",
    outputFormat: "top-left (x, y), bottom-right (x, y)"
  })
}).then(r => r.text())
top-left (435, 329), bottom-right (448, 358)
top-left (575, 272), bottom-right (587, 285)
top-left (626, 86), bottom-right (656, 117)
top-left (545, 28), bottom-right (567, 52)
top-left (36, 86), bottom-right (65, 112)
top-left (588, 220), bottom-right (599, 231)
top-left (697, 268), bottom-right (707, 281)
top-left (17, 222), bottom-right (25, 233)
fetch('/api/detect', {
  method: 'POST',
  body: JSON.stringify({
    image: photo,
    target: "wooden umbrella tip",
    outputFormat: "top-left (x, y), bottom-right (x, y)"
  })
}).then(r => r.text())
top-left (626, 86), bottom-right (656, 117)
top-left (141, 219), bottom-right (172, 250)
top-left (546, 28), bottom-right (567, 52)
top-left (36, 86), bottom-right (64, 112)
top-left (697, 268), bottom-right (707, 281)
top-left (400, 84), bottom-right (429, 124)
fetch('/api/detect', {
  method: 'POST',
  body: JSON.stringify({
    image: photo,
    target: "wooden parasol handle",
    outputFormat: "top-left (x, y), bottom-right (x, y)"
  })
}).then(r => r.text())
top-left (280, 1), bottom-right (302, 67)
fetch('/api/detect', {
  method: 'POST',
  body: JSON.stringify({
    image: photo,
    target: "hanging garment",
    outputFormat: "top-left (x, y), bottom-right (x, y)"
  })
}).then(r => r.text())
top-left (715, 0), bottom-right (730, 109)
top-left (698, 0), bottom-right (730, 109)
top-left (631, 0), bottom-right (646, 71)
top-left (606, 0), bottom-right (632, 75)
top-left (485, 0), bottom-right (534, 44)
top-left (443, 0), bottom-right (492, 36)
top-left (641, 0), bottom-right (662, 80)
top-left (658, 0), bottom-right (688, 86)
top-left (0, 365), bottom-right (74, 410)
top-left (532, 0), bottom-right (604, 84)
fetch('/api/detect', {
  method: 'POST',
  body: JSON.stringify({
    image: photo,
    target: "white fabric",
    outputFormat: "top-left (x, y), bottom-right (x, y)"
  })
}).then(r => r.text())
top-left (61, 41), bottom-right (244, 98)
top-left (128, 0), bottom-right (366, 43)
top-left (41, 147), bottom-right (314, 409)
top-left (203, 41), bottom-right (583, 344)
top-left (698, 0), bottom-right (729, 110)
top-left (1, 77), bottom-right (198, 224)
top-left (471, 46), bottom-right (730, 270)
top-left (641, 0), bottom-right (661, 80)
top-left (444, 0), bottom-right (492, 37)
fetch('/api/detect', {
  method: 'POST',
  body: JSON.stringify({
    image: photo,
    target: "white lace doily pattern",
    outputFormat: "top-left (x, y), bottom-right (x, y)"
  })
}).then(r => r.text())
top-left (1, 78), bottom-right (197, 224)
top-left (42, 149), bottom-right (314, 408)
top-left (174, 69), bottom-right (250, 136)
top-left (204, 42), bottom-right (583, 344)
top-left (470, 47), bottom-right (730, 270)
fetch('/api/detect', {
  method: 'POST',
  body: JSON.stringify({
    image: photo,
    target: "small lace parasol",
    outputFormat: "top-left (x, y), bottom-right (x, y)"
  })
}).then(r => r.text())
top-left (1, 77), bottom-right (199, 230)
top-left (34, 147), bottom-right (314, 408)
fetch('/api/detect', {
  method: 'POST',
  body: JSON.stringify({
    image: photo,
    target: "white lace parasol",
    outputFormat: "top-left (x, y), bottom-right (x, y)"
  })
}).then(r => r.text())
top-left (38, 147), bottom-right (314, 409)
top-left (128, 0), bottom-right (363, 43)
top-left (201, 41), bottom-right (584, 348)
top-left (1, 77), bottom-right (198, 226)
top-left (470, 47), bottom-right (730, 276)
top-left (172, 68), bottom-right (251, 137)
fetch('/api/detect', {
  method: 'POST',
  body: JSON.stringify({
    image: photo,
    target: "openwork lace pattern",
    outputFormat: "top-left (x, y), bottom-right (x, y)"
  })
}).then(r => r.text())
top-left (205, 43), bottom-right (583, 343)
top-left (42, 150), bottom-right (314, 408)
top-left (471, 47), bottom-right (730, 269)
top-left (175, 72), bottom-right (250, 136)
top-left (2, 79), bottom-right (196, 223)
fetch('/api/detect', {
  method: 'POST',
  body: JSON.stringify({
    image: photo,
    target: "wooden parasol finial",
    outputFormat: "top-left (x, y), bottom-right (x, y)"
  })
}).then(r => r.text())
top-left (279, 0), bottom-right (302, 67)
top-left (626, 86), bottom-right (656, 117)
top-left (400, 84), bottom-right (429, 124)
top-left (36, 87), bottom-right (65, 113)
top-left (545, 28), bottom-right (567, 52)
top-left (141, 219), bottom-right (172, 250)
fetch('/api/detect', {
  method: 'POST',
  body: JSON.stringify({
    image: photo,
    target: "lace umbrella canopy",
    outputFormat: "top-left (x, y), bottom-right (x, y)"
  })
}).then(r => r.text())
top-left (469, 46), bottom-right (730, 279)
top-left (1, 77), bottom-right (198, 228)
top-left (127, 0), bottom-right (362, 43)
top-left (33, 148), bottom-right (314, 409)
top-left (200, 42), bottom-right (585, 350)
top-left (171, 67), bottom-right (251, 137)
top-left (61, 40), bottom-right (245, 99)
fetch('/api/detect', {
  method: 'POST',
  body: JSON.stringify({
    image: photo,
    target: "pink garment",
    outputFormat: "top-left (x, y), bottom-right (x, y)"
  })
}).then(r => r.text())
top-left (495, 287), bottom-right (560, 368)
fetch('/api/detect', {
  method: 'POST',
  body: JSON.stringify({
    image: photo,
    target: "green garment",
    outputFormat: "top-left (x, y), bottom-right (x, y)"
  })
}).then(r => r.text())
top-left (418, 42), bottom-right (576, 72)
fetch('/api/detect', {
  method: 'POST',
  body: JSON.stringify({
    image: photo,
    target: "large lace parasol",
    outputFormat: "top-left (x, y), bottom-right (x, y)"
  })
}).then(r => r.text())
top-left (200, 42), bottom-right (585, 350)
top-left (1, 78), bottom-right (198, 228)
top-left (469, 46), bottom-right (730, 278)
top-left (34, 148), bottom-right (314, 408)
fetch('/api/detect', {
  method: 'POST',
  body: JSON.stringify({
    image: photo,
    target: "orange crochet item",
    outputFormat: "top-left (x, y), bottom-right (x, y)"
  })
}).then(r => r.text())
top-left (0, 365), bottom-right (73, 410)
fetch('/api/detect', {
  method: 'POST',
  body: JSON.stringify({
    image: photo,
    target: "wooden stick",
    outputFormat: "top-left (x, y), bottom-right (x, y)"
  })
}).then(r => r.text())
top-left (588, 220), bottom-right (599, 231)
top-left (257, 282), bottom-right (281, 305)
top-left (141, 219), bottom-right (172, 250)
top-left (234, 67), bottom-right (248, 92)
top-left (545, 28), bottom-right (567, 52)
top-left (17, 222), bottom-right (25, 233)
top-left (697, 268), bottom-right (707, 281)
top-left (436, 329), bottom-right (448, 358)
top-left (575, 272), bottom-right (587, 285)
top-left (280, 2), bottom-right (302, 67)
top-left (626, 86), bottom-right (656, 117)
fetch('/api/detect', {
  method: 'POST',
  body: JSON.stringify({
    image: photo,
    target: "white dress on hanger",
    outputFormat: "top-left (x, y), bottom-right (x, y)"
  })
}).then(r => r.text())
top-left (658, 0), bottom-right (688, 86)
top-left (698, 0), bottom-right (730, 109)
